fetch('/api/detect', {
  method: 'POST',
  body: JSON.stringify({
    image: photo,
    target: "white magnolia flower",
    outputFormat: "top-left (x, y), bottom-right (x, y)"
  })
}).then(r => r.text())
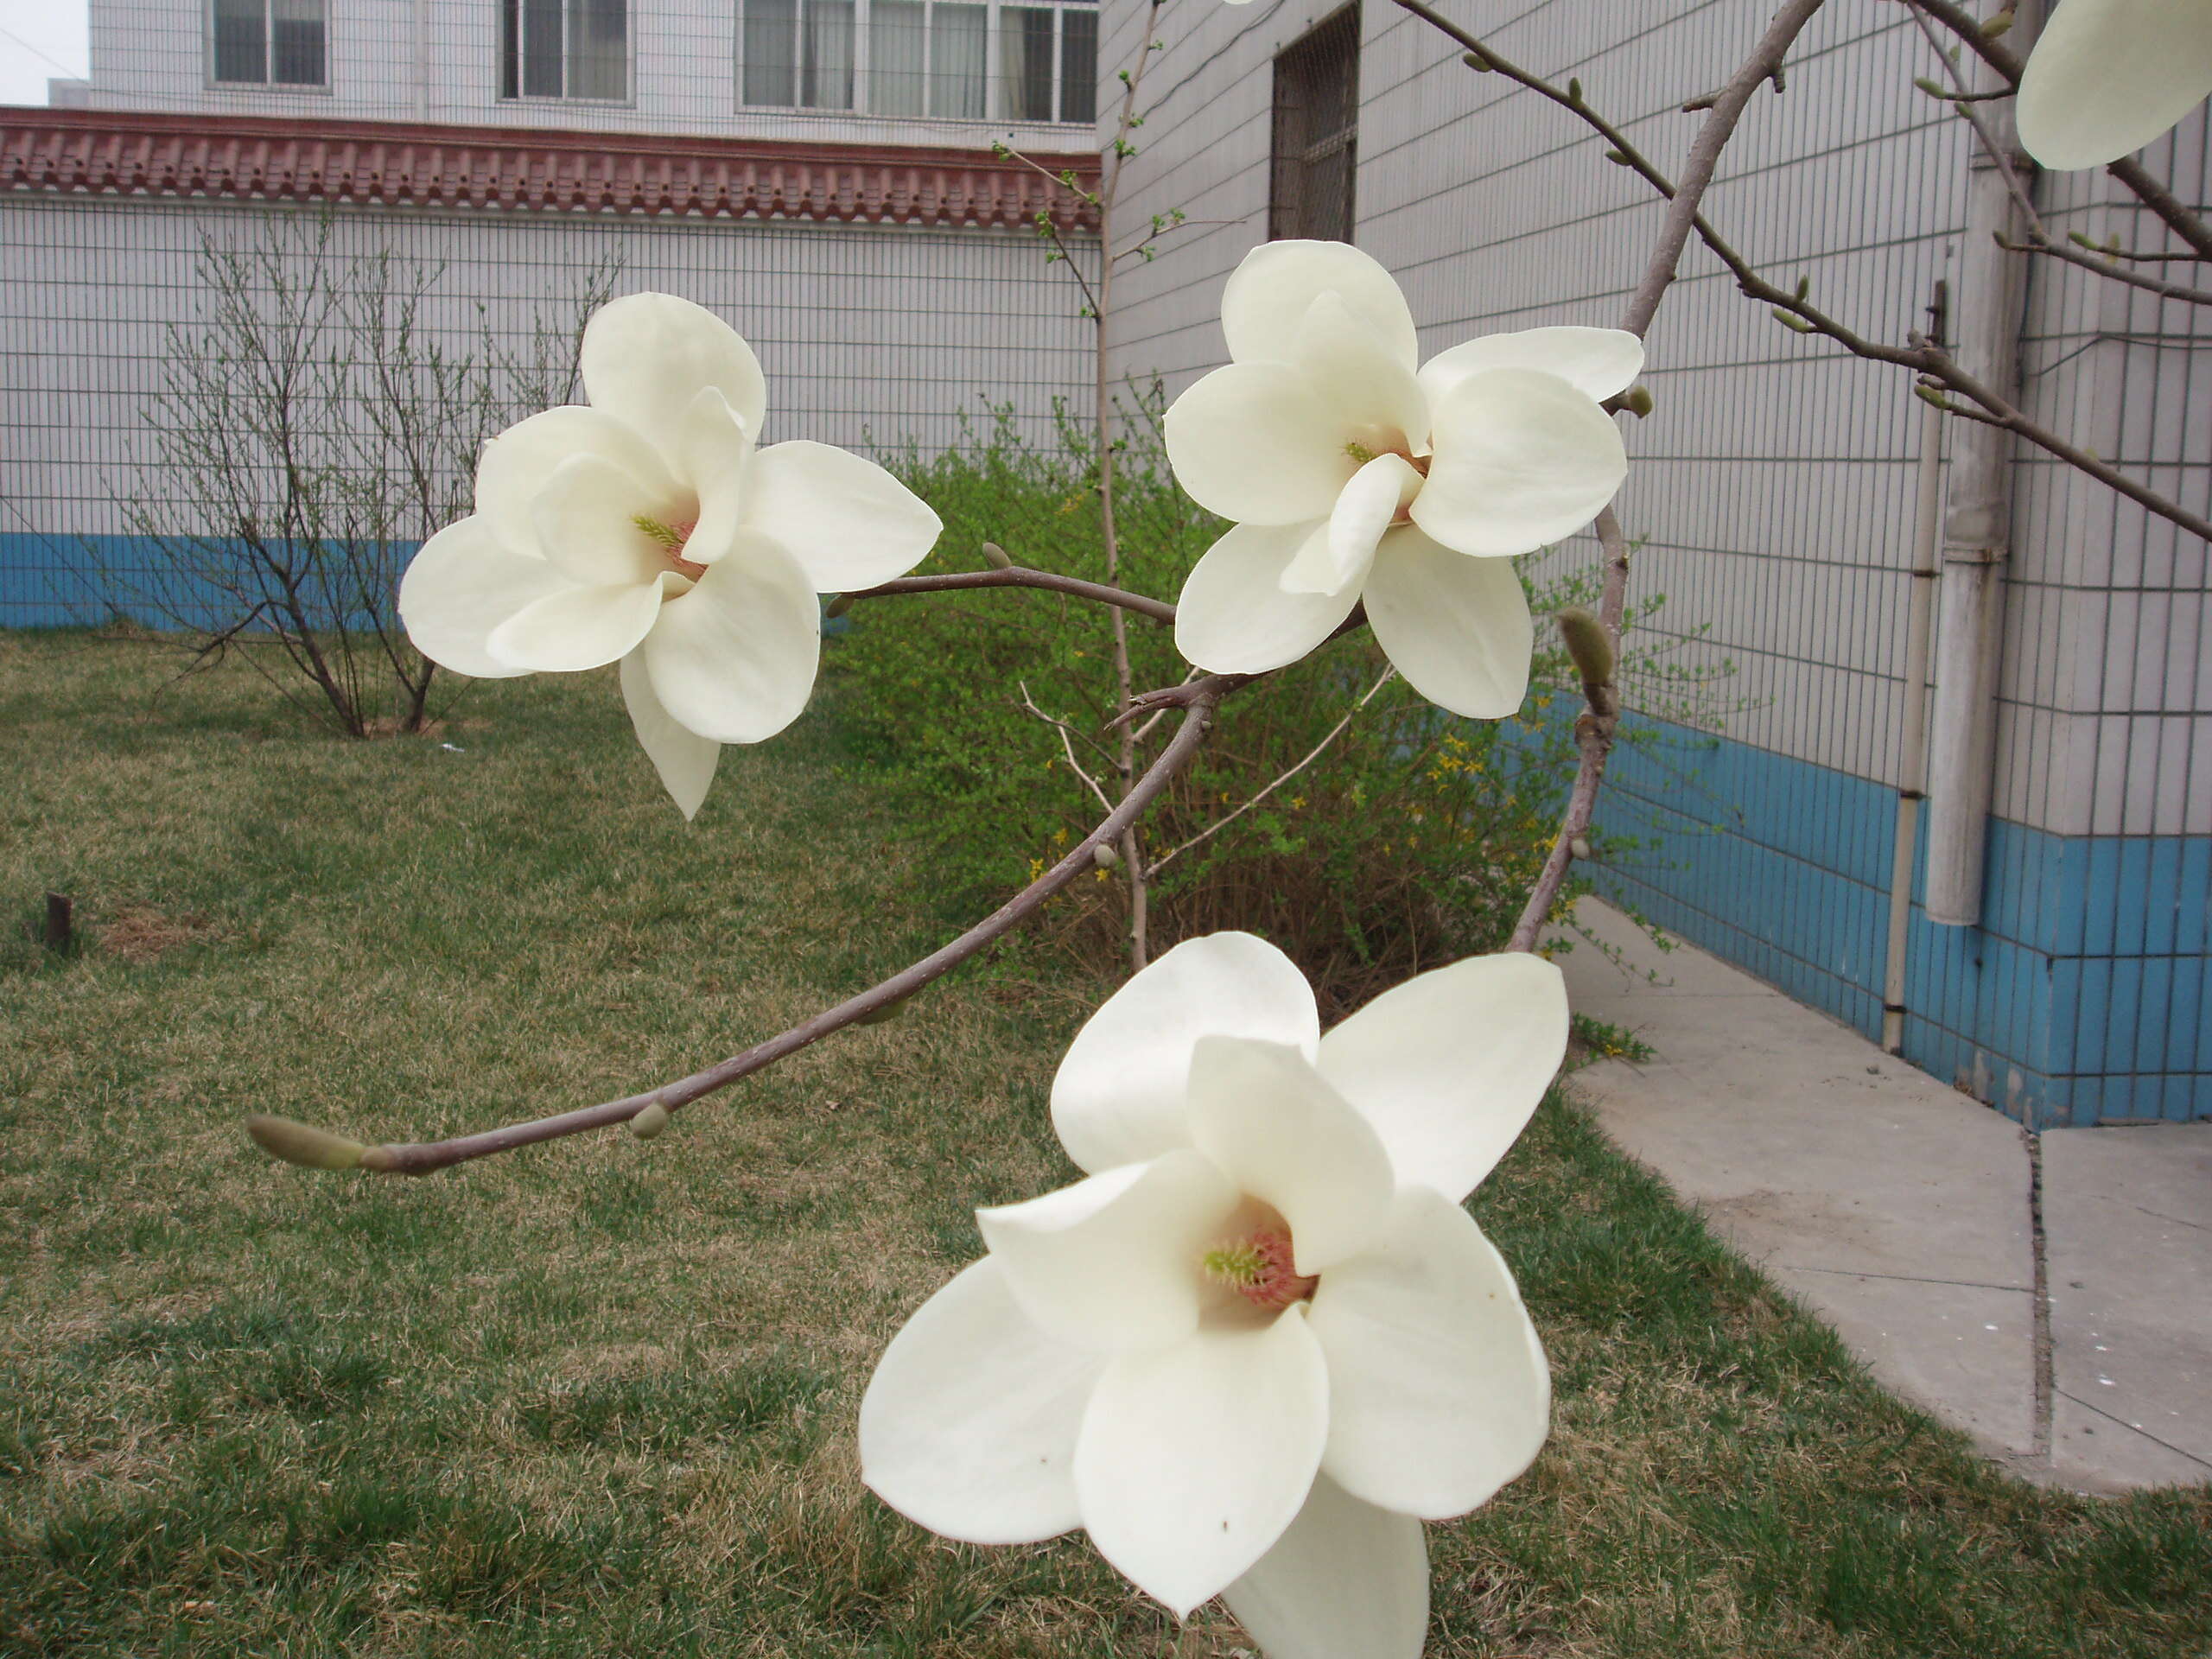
top-left (2017, 0), bottom-right (2212, 169)
top-left (397, 293), bottom-right (940, 817)
top-left (1164, 241), bottom-right (1641, 720)
top-left (859, 932), bottom-right (1567, 1657)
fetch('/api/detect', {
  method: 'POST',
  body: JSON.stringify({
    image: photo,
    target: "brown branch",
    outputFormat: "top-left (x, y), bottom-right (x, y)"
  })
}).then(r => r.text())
top-left (1900, 3), bottom-right (2212, 307)
top-left (1898, 0), bottom-right (2212, 262)
top-left (1405, 0), bottom-right (2212, 543)
top-left (1508, 511), bottom-right (1632, 953)
top-left (849, 565), bottom-right (1176, 626)
top-left (1145, 666), bottom-right (1397, 879)
top-left (270, 690), bottom-right (1226, 1176)
top-left (1420, 0), bottom-right (1833, 952)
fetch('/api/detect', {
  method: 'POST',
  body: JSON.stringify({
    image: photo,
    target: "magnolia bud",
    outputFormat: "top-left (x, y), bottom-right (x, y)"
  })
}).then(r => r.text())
top-left (1980, 9), bottom-right (2013, 37)
top-left (824, 593), bottom-right (853, 620)
top-left (1622, 385), bottom-right (1655, 419)
top-left (982, 542), bottom-right (1014, 570)
top-left (1570, 836), bottom-right (1593, 861)
top-left (627, 1102), bottom-right (671, 1140)
top-left (1091, 842), bottom-right (1122, 869)
top-left (1771, 308), bottom-right (1815, 334)
top-left (1555, 607), bottom-right (1616, 689)
top-left (247, 1114), bottom-right (365, 1170)
top-left (1460, 50), bottom-right (1493, 72)
top-left (855, 996), bottom-right (909, 1026)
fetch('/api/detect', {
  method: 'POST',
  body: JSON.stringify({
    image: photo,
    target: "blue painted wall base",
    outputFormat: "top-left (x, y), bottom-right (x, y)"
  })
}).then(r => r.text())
top-left (1589, 715), bottom-right (2209, 1128)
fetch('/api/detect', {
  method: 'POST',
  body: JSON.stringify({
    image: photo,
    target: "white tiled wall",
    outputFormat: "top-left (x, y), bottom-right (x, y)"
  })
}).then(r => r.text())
top-left (0, 194), bottom-right (1097, 550)
top-left (1100, 0), bottom-right (2212, 839)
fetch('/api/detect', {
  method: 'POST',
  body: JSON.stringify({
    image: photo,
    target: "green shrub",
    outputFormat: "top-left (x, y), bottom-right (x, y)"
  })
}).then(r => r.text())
top-left (830, 395), bottom-right (1695, 1014)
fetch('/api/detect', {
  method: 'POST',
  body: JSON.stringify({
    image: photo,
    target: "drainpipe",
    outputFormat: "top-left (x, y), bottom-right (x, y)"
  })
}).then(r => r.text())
top-left (1885, 280), bottom-right (1946, 1053)
top-left (1924, 15), bottom-right (2037, 927)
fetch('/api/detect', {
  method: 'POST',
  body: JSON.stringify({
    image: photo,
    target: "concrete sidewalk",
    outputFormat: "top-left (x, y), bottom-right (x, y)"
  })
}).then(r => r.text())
top-left (1551, 899), bottom-right (2210, 1493)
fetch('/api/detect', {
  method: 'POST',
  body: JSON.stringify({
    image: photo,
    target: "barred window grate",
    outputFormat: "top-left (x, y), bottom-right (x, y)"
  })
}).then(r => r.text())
top-left (1269, 6), bottom-right (1358, 243)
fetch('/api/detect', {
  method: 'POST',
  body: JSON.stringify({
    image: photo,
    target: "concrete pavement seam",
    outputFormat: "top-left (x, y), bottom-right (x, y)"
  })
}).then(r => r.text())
top-left (2053, 1389), bottom-right (2212, 1472)
top-left (2028, 1129), bottom-right (2054, 1460)
top-left (1776, 1264), bottom-right (2033, 1294)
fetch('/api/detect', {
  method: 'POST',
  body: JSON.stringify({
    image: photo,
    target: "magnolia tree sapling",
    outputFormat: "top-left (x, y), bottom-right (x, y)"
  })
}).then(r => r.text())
top-left (253, 1), bottom-right (2212, 1653)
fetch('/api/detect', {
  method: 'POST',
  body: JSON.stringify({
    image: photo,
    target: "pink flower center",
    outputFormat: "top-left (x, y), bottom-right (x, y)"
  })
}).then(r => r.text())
top-left (633, 513), bottom-right (707, 579)
top-left (1202, 1227), bottom-right (1318, 1313)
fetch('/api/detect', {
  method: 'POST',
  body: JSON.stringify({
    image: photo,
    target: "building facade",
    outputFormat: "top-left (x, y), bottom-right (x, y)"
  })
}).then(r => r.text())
top-left (1096, 0), bottom-right (2209, 1127)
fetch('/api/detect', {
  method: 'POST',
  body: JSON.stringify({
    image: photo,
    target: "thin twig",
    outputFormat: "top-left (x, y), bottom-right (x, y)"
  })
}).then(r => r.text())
top-left (1446, 0), bottom-right (1834, 952)
top-left (1899, 0), bottom-right (2212, 262)
top-left (302, 692), bottom-right (1225, 1175)
top-left (1403, 0), bottom-right (2212, 544)
top-left (849, 565), bottom-right (1176, 626)
top-left (1147, 667), bottom-right (1396, 879)
top-left (1902, 3), bottom-right (2212, 307)
top-left (1020, 679), bottom-right (1119, 814)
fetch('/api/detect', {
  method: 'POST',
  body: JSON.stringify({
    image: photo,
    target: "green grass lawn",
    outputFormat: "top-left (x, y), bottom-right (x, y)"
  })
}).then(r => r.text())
top-left (2, 632), bottom-right (2205, 1658)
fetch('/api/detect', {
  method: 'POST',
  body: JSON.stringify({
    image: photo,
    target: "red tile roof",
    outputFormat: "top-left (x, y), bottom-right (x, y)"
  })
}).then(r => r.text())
top-left (1, 106), bottom-right (1102, 231)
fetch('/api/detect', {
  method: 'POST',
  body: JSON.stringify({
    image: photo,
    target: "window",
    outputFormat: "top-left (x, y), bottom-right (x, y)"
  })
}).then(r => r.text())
top-left (501, 0), bottom-right (630, 101)
top-left (1270, 6), bottom-right (1358, 241)
top-left (211, 0), bottom-right (327, 87)
top-left (739, 0), bottom-right (1095, 123)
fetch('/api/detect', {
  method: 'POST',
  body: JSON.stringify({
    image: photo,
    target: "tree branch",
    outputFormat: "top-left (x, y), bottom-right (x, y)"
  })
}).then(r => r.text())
top-left (1145, 667), bottom-right (1396, 879)
top-left (849, 564), bottom-right (1176, 626)
top-left (264, 690), bottom-right (1226, 1175)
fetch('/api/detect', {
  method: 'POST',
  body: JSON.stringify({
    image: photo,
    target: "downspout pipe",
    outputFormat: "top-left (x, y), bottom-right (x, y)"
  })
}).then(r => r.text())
top-left (1885, 280), bottom-right (1946, 1053)
top-left (1925, 14), bottom-right (2037, 927)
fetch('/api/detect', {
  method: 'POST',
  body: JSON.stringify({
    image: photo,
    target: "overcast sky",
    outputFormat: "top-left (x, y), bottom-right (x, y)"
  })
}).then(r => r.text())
top-left (1, 0), bottom-right (90, 106)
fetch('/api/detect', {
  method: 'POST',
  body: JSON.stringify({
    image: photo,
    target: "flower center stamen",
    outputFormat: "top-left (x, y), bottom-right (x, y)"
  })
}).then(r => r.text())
top-left (1202, 1227), bottom-right (1318, 1313)
top-left (633, 513), bottom-right (707, 579)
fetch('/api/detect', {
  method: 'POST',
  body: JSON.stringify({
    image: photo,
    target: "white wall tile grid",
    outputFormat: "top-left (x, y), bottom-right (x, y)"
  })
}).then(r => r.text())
top-left (0, 193), bottom-right (1099, 559)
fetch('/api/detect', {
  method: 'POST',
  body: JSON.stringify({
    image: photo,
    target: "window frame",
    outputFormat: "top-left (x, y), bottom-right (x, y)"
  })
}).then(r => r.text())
top-left (499, 0), bottom-right (637, 106)
top-left (734, 0), bottom-right (1096, 125)
top-left (206, 0), bottom-right (331, 92)
top-left (1269, 4), bottom-right (1360, 244)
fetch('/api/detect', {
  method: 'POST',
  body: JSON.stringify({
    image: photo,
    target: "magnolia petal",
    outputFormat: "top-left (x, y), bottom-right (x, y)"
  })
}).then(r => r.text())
top-left (619, 649), bottom-right (720, 821)
top-left (1052, 931), bottom-right (1321, 1175)
top-left (1221, 240), bottom-right (1421, 372)
top-left (1362, 527), bottom-right (1533, 721)
top-left (1221, 1474), bottom-right (1429, 1659)
top-left (1417, 325), bottom-right (1646, 410)
top-left (1288, 289), bottom-right (1433, 455)
top-left (1163, 363), bottom-right (1360, 526)
top-left (1175, 522), bottom-right (1366, 677)
top-left (741, 440), bottom-right (944, 592)
top-left (1413, 368), bottom-right (1628, 559)
top-left (674, 386), bottom-right (757, 568)
top-left (581, 293), bottom-right (770, 458)
top-left (641, 531), bottom-right (821, 744)
top-left (1186, 1037), bottom-right (1395, 1275)
top-left (476, 406), bottom-right (682, 559)
top-left (529, 453), bottom-right (677, 588)
top-left (1074, 1308), bottom-right (1331, 1618)
top-left (859, 1258), bottom-right (1103, 1546)
top-left (1317, 951), bottom-right (1567, 1201)
top-left (2018, 0), bottom-right (2212, 168)
top-left (1308, 1188), bottom-right (1550, 1519)
top-left (397, 515), bottom-right (569, 679)
top-left (980, 1151), bottom-right (1241, 1353)
top-left (487, 577), bottom-right (664, 673)
top-left (1283, 454), bottom-right (1422, 596)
